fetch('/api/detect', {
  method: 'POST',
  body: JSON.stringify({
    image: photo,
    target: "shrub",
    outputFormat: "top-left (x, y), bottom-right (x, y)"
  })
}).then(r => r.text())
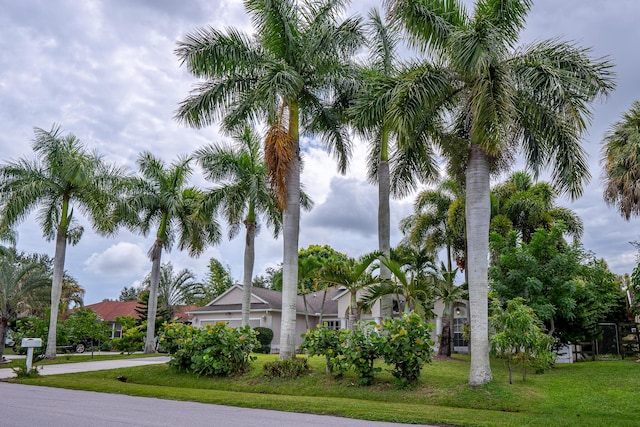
top-left (300, 326), bottom-right (347, 375)
top-left (263, 358), bottom-right (309, 378)
top-left (112, 318), bottom-right (145, 354)
top-left (254, 327), bottom-right (273, 354)
top-left (160, 321), bottom-right (259, 377)
top-left (379, 313), bottom-right (435, 388)
top-left (340, 322), bottom-right (382, 385)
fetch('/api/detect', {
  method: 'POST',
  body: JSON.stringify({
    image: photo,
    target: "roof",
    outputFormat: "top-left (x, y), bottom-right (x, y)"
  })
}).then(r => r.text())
top-left (192, 285), bottom-right (341, 317)
top-left (77, 301), bottom-right (197, 323)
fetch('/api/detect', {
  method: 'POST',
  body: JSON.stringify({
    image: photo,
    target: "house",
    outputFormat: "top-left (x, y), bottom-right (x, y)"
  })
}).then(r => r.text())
top-left (189, 285), bottom-right (342, 351)
top-left (81, 301), bottom-right (197, 339)
top-left (189, 285), bottom-right (470, 353)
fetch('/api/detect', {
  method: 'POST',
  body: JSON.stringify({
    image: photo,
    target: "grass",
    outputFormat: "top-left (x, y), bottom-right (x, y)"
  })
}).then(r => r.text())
top-left (8, 354), bottom-right (640, 427)
top-left (0, 352), bottom-right (164, 370)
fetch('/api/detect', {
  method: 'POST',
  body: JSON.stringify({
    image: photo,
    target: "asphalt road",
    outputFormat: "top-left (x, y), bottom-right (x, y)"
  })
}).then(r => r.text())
top-left (1, 382), bottom-right (438, 427)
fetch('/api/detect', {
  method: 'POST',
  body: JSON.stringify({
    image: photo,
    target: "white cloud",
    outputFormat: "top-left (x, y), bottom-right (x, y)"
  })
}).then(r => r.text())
top-left (83, 242), bottom-right (148, 276)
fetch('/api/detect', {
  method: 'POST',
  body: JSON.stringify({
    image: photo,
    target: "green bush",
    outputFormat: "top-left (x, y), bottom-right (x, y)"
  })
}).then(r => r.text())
top-left (160, 321), bottom-right (259, 377)
top-left (112, 318), bottom-right (145, 354)
top-left (254, 327), bottom-right (273, 354)
top-left (301, 315), bottom-right (435, 387)
top-left (300, 325), bottom-right (347, 375)
top-left (263, 358), bottom-right (309, 378)
top-left (379, 314), bottom-right (434, 388)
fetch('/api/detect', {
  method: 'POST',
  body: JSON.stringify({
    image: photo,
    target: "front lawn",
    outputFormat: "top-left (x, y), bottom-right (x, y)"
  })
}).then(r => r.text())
top-left (11, 354), bottom-right (640, 427)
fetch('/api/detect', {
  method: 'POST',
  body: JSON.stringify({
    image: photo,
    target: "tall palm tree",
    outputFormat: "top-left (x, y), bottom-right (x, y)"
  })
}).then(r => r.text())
top-left (0, 124), bottom-right (122, 358)
top-left (387, 0), bottom-right (614, 384)
top-left (0, 247), bottom-right (50, 360)
top-left (602, 100), bottom-right (640, 219)
top-left (116, 152), bottom-right (220, 353)
top-left (175, 0), bottom-right (363, 359)
top-left (196, 126), bottom-right (305, 326)
top-left (316, 252), bottom-right (381, 329)
top-left (350, 9), bottom-right (439, 319)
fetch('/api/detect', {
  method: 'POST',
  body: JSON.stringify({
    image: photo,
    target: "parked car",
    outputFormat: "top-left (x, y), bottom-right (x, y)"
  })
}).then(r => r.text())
top-left (4, 329), bottom-right (15, 348)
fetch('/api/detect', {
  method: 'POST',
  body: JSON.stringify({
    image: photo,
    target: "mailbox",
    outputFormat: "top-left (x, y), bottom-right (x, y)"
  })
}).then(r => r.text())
top-left (21, 338), bottom-right (42, 348)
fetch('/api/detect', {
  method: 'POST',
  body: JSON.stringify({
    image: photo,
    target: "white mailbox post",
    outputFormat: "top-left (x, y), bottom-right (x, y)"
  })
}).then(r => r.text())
top-left (21, 338), bottom-right (42, 372)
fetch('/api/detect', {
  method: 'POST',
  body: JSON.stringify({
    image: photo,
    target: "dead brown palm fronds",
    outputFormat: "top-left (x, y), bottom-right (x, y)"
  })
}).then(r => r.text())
top-left (264, 122), bottom-right (294, 211)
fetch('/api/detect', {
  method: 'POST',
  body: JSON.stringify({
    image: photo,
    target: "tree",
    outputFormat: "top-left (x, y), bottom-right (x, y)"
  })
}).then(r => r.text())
top-left (490, 225), bottom-right (624, 344)
top-left (387, 0), bottom-right (614, 384)
top-left (0, 124), bottom-right (123, 358)
top-left (115, 152), bottom-right (220, 353)
top-left (175, 0), bottom-right (363, 360)
top-left (316, 252), bottom-right (381, 329)
top-left (489, 298), bottom-right (554, 384)
top-left (350, 8), bottom-right (439, 319)
top-left (196, 126), bottom-right (292, 326)
top-left (0, 247), bottom-right (50, 360)
top-left (141, 262), bottom-right (203, 319)
top-left (196, 258), bottom-right (236, 305)
top-left (118, 286), bottom-right (141, 302)
top-left (602, 100), bottom-right (640, 219)
top-left (491, 171), bottom-right (583, 243)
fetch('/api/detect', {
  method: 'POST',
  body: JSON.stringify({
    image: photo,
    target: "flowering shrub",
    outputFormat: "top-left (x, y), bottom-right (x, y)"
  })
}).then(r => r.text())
top-left (300, 325), bottom-right (347, 376)
top-left (301, 314), bottom-right (435, 387)
top-left (379, 314), bottom-right (434, 387)
top-left (159, 321), bottom-right (258, 376)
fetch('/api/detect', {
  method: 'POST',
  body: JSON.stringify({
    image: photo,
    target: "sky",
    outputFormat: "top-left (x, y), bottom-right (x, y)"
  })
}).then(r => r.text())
top-left (1, 0), bottom-right (639, 304)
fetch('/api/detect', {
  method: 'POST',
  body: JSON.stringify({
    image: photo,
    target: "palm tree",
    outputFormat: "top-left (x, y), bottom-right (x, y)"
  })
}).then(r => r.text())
top-left (116, 152), bottom-right (220, 353)
top-left (0, 124), bottom-right (122, 358)
top-left (602, 100), bottom-right (640, 219)
top-left (196, 126), bottom-right (300, 326)
top-left (491, 171), bottom-right (583, 243)
top-left (175, 0), bottom-right (363, 359)
top-left (142, 262), bottom-right (202, 320)
top-left (0, 247), bottom-right (50, 360)
top-left (316, 252), bottom-right (381, 329)
top-left (350, 9), bottom-right (439, 320)
top-left (387, 0), bottom-right (614, 384)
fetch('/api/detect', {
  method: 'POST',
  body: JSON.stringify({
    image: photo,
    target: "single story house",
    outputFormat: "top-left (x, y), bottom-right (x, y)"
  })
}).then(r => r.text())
top-left (189, 285), bottom-right (470, 353)
top-left (81, 301), bottom-right (197, 339)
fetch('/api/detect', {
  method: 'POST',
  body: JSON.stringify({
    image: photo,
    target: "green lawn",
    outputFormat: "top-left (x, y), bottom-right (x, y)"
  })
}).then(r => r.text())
top-left (9, 354), bottom-right (640, 427)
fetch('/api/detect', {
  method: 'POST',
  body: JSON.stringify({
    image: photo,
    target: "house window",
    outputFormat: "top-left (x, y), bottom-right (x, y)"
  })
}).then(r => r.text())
top-left (453, 317), bottom-right (468, 347)
top-left (322, 320), bottom-right (341, 330)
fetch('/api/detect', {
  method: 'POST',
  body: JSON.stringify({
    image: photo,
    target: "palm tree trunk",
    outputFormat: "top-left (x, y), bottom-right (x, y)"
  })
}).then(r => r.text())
top-left (280, 103), bottom-right (301, 360)
top-left (466, 145), bottom-right (493, 385)
top-left (438, 312), bottom-right (451, 357)
top-left (302, 293), bottom-right (310, 329)
top-left (45, 226), bottom-right (68, 359)
top-left (378, 157), bottom-right (393, 320)
top-left (348, 293), bottom-right (358, 330)
top-left (241, 221), bottom-right (256, 327)
top-left (144, 239), bottom-right (162, 353)
top-left (0, 317), bottom-right (8, 361)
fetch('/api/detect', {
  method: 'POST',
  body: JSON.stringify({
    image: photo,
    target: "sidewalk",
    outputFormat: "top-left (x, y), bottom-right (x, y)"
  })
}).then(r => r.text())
top-left (0, 356), bottom-right (169, 379)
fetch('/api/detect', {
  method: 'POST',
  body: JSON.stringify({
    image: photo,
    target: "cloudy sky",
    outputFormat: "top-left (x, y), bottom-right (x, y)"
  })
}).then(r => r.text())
top-left (1, 0), bottom-right (639, 304)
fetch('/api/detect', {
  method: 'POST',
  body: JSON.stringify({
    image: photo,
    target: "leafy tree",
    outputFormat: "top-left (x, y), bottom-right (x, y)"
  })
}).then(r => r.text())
top-left (196, 258), bottom-right (236, 305)
top-left (601, 100), bottom-right (640, 219)
top-left (0, 247), bottom-right (50, 360)
top-left (387, 0), bottom-right (614, 384)
top-left (490, 225), bottom-right (625, 344)
top-left (0, 124), bottom-right (123, 358)
top-left (118, 286), bottom-right (141, 302)
top-left (175, 0), bottom-right (363, 360)
top-left (63, 307), bottom-right (109, 350)
top-left (489, 298), bottom-right (554, 384)
top-left (115, 152), bottom-right (220, 353)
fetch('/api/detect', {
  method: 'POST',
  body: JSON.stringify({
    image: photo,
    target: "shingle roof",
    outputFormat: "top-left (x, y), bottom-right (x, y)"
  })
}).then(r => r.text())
top-left (78, 301), bottom-right (197, 322)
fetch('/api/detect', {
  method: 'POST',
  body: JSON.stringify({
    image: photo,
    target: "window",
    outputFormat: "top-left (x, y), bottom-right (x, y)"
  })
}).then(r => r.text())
top-left (453, 318), bottom-right (468, 347)
top-left (323, 320), bottom-right (341, 330)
